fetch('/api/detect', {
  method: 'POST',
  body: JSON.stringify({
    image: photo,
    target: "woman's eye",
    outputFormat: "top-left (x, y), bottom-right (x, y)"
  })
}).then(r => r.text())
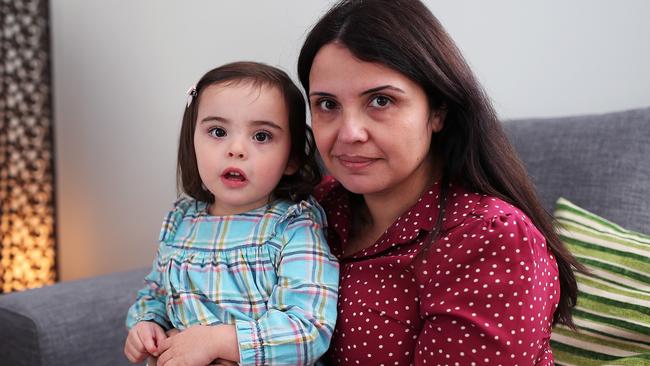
top-left (369, 95), bottom-right (391, 108)
top-left (317, 99), bottom-right (338, 111)
top-left (253, 131), bottom-right (271, 142)
top-left (209, 127), bottom-right (226, 138)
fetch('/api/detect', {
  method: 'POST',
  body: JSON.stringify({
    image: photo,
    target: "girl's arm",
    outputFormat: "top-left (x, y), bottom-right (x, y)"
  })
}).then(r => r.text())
top-left (125, 248), bottom-right (172, 330)
top-left (127, 198), bottom-right (190, 330)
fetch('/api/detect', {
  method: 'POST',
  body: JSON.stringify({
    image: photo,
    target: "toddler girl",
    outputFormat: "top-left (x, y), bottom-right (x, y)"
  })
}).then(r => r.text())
top-left (125, 62), bottom-right (339, 366)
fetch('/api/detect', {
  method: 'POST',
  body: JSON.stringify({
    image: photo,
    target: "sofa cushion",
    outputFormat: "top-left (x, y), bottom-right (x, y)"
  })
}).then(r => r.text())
top-left (503, 107), bottom-right (650, 234)
top-left (0, 268), bottom-right (148, 366)
top-left (550, 197), bottom-right (650, 365)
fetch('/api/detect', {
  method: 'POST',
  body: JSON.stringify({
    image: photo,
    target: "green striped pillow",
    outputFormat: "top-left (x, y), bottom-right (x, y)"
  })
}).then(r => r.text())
top-left (551, 197), bottom-right (650, 366)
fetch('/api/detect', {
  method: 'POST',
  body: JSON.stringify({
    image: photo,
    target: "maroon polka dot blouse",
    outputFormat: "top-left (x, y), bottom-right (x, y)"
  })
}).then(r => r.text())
top-left (315, 177), bottom-right (559, 366)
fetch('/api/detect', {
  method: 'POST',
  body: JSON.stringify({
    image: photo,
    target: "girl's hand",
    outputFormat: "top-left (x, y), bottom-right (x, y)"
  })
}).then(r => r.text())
top-left (156, 324), bottom-right (236, 366)
top-left (124, 321), bottom-right (167, 363)
top-left (166, 328), bottom-right (180, 337)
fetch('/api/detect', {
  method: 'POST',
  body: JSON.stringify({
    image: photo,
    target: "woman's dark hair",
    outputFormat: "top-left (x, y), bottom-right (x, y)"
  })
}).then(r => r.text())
top-left (298, 0), bottom-right (583, 328)
top-left (178, 61), bottom-right (321, 203)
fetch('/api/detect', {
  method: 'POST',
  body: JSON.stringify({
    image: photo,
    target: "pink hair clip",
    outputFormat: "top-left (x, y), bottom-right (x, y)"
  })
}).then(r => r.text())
top-left (186, 85), bottom-right (197, 108)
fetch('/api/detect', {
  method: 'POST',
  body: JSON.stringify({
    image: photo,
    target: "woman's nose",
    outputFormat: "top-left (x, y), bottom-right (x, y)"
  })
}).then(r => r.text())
top-left (337, 111), bottom-right (369, 143)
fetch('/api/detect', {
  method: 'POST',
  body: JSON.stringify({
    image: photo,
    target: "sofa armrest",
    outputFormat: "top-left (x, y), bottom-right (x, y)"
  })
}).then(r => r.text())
top-left (0, 268), bottom-right (148, 366)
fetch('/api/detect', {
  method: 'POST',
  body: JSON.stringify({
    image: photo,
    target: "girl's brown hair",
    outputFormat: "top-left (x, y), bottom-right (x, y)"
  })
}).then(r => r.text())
top-left (298, 0), bottom-right (584, 328)
top-left (178, 61), bottom-right (321, 203)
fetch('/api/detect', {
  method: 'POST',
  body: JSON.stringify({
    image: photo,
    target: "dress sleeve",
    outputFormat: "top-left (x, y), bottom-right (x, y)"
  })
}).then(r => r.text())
top-left (235, 198), bottom-right (340, 366)
top-left (125, 249), bottom-right (172, 330)
top-left (414, 211), bottom-right (559, 365)
top-left (125, 198), bottom-right (190, 330)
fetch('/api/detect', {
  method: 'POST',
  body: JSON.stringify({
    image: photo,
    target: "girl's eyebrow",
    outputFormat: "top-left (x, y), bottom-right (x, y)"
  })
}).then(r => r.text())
top-left (309, 85), bottom-right (405, 98)
top-left (200, 116), bottom-right (228, 124)
top-left (250, 120), bottom-right (283, 131)
top-left (199, 116), bottom-right (282, 131)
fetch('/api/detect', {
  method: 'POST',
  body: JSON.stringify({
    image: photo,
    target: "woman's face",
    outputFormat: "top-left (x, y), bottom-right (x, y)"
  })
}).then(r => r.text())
top-left (308, 43), bottom-right (444, 197)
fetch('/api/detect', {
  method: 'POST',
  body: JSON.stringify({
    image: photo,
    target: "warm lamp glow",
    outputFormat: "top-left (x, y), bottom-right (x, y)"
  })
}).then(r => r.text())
top-left (1, 212), bottom-right (56, 293)
top-left (0, 0), bottom-right (56, 293)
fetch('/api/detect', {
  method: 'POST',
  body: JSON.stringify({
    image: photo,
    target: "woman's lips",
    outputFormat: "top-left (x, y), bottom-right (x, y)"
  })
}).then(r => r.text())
top-left (335, 155), bottom-right (378, 169)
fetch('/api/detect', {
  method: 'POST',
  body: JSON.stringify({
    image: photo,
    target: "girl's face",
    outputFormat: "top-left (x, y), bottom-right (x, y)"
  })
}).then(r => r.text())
top-left (308, 43), bottom-right (444, 198)
top-left (194, 82), bottom-right (295, 215)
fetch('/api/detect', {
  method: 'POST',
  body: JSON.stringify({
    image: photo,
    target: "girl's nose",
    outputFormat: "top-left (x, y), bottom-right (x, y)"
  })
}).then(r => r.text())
top-left (227, 139), bottom-right (246, 159)
top-left (228, 151), bottom-right (245, 159)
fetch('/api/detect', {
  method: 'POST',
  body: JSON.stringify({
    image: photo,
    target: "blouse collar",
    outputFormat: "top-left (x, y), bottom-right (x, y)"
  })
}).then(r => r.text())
top-left (318, 177), bottom-right (484, 260)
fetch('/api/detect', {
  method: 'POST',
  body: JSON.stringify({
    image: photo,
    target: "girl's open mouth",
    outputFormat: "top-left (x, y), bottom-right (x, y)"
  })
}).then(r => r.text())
top-left (224, 171), bottom-right (245, 181)
top-left (221, 168), bottom-right (248, 188)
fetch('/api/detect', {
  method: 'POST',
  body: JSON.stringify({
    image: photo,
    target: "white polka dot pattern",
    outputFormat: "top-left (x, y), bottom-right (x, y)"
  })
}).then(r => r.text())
top-left (315, 177), bottom-right (559, 365)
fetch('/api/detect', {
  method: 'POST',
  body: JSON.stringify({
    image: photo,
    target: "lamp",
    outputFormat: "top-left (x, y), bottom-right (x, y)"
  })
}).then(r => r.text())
top-left (0, 0), bottom-right (56, 293)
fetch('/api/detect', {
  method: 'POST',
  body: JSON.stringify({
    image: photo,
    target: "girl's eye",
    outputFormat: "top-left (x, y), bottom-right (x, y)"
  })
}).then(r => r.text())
top-left (369, 95), bottom-right (391, 108)
top-left (253, 131), bottom-right (271, 142)
top-left (317, 99), bottom-right (338, 111)
top-left (209, 127), bottom-right (226, 138)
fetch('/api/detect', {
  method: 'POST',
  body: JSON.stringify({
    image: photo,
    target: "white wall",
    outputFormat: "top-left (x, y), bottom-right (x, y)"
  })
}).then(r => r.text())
top-left (430, 1), bottom-right (650, 118)
top-left (50, 1), bottom-right (650, 281)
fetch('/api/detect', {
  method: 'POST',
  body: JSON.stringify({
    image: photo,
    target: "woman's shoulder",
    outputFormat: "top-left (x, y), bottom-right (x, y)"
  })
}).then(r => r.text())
top-left (445, 185), bottom-right (544, 245)
top-left (423, 187), bottom-right (555, 289)
top-left (437, 188), bottom-right (551, 271)
top-left (445, 184), bottom-right (529, 223)
top-left (471, 194), bottom-right (531, 225)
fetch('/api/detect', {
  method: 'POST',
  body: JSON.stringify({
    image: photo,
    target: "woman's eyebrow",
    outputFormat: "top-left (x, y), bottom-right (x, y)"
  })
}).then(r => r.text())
top-left (360, 85), bottom-right (405, 96)
top-left (309, 85), bottom-right (406, 98)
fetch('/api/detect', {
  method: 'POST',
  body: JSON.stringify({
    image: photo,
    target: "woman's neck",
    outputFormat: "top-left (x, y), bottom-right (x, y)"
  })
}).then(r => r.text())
top-left (361, 157), bottom-right (441, 236)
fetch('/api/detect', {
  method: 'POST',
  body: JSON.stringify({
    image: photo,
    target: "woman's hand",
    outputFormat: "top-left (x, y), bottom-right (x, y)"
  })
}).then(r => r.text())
top-left (124, 321), bottom-right (167, 364)
top-left (156, 324), bottom-right (238, 366)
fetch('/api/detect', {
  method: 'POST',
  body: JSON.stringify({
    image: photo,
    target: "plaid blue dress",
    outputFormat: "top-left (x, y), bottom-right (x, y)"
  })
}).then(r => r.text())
top-left (126, 196), bottom-right (339, 365)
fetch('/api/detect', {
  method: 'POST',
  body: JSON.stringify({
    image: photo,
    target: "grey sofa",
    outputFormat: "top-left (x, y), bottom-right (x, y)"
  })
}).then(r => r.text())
top-left (1, 107), bottom-right (649, 366)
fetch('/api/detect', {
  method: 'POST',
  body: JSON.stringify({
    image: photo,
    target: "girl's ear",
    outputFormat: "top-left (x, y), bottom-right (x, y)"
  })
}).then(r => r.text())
top-left (284, 160), bottom-right (299, 175)
top-left (428, 104), bottom-right (447, 133)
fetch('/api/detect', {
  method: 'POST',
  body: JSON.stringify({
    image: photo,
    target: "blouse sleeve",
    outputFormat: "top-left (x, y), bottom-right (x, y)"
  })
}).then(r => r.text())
top-left (235, 199), bottom-right (340, 366)
top-left (414, 211), bottom-right (559, 365)
top-left (125, 198), bottom-right (190, 330)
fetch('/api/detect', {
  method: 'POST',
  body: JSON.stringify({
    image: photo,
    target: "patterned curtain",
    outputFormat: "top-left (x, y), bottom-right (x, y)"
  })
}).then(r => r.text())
top-left (0, 0), bottom-right (56, 293)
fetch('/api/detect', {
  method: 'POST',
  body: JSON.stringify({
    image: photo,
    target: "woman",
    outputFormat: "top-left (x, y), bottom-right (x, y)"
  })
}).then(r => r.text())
top-left (298, 0), bottom-right (582, 365)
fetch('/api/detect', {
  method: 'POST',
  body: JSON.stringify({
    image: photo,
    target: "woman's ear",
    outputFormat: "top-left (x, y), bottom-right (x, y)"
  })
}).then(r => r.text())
top-left (428, 104), bottom-right (447, 133)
